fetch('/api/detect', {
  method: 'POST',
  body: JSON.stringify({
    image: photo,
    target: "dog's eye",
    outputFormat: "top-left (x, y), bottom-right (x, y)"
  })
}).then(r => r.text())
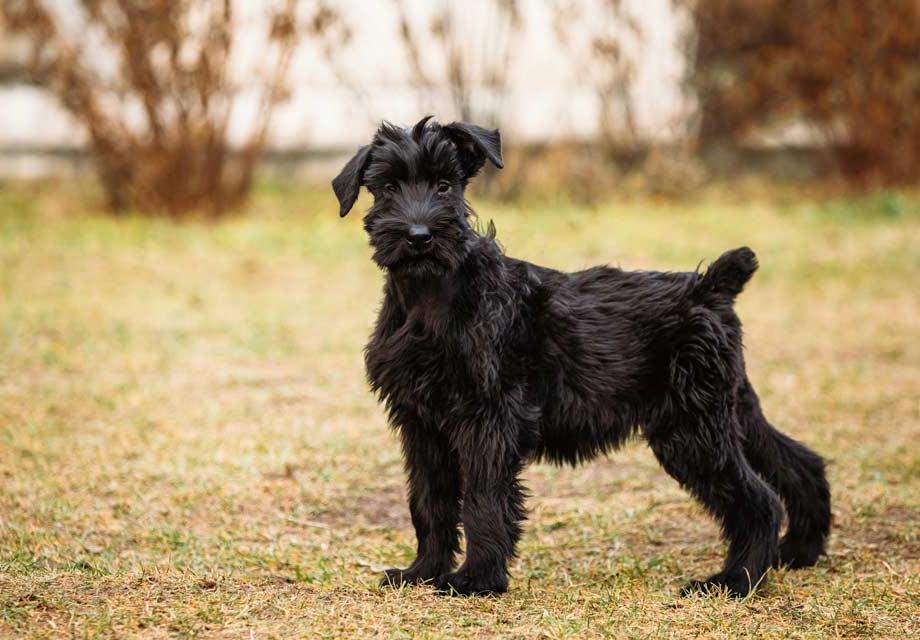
top-left (437, 180), bottom-right (452, 195)
top-left (384, 183), bottom-right (397, 193)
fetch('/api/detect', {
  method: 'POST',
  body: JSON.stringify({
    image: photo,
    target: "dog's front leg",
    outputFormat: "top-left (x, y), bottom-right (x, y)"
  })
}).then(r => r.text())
top-left (381, 426), bottom-right (462, 588)
top-left (435, 418), bottom-right (526, 596)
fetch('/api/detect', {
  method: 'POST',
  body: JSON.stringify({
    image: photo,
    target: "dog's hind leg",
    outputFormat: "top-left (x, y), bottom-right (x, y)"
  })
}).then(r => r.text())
top-left (737, 379), bottom-right (831, 569)
top-left (381, 427), bottom-right (462, 588)
top-left (647, 406), bottom-right (784, 598)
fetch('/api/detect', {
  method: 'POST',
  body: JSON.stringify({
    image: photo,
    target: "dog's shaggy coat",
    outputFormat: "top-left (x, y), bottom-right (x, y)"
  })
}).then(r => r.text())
top-left (333, 117), bottom-right (831, 597)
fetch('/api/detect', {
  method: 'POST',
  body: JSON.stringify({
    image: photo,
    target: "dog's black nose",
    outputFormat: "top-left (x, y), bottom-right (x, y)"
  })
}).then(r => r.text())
top-left (407, 224), bottom-right (433, 249)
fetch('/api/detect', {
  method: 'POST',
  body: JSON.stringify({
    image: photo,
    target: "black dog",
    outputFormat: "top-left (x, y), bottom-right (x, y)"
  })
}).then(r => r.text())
top-left (333, 116), bottom-right (831, 597)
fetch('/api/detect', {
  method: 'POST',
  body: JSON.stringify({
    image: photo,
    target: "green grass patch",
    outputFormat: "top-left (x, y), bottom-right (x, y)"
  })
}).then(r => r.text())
top-left (1, 183), bottom-right (918, 638)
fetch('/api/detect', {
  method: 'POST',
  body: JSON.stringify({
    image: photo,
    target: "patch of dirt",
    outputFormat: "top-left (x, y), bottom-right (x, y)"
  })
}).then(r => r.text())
top-left (835, 503), bottom-right (920, 561)
top-left (324, 482), bottom-right (409, 529)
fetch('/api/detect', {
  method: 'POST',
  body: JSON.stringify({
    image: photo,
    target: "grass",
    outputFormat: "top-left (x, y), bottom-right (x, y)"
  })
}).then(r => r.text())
top-left (0, 182), bottom-right (918, 638)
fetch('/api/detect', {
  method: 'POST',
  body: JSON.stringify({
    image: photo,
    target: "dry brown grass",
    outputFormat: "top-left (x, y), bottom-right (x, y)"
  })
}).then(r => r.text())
top-left (1, 183), bottom-right (918, 638)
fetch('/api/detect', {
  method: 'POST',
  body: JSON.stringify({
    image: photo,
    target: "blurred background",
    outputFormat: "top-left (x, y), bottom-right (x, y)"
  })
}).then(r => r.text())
top-left (1, 1), bottom-right (917, 637)
top-left (2, 0), bottom-right (918, 210)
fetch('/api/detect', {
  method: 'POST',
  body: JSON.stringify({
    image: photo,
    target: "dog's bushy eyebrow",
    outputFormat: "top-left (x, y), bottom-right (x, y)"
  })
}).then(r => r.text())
top-left (365, 140), bottom-right (411, 184)
top-left (421, 135), bottom-right (463, 180)
top-left (364, 128), bottom-right (463, 185)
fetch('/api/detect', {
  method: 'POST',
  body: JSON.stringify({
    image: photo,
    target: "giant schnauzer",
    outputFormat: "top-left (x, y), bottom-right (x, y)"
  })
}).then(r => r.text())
top-left (332, 116), bottom-right (831, 598)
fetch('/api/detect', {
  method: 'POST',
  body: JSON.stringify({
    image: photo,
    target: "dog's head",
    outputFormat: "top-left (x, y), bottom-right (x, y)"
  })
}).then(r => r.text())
top-left (332, 116), bottom-right (502, 278)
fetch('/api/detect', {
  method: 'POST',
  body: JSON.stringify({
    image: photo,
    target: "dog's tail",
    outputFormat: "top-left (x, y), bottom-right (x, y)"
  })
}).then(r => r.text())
top-left (693, 247), bottom-right (758, 304)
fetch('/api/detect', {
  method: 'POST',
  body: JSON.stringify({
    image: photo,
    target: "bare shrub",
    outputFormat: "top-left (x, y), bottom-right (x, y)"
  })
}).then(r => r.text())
top-left (553, 0), bottom-right (643, 164)
top-left (552, 1), bottom-right (705, 198)
top-left (393, 0), bottom-right (521, 128)
top-left (1, 0), bottom-right (333, 217)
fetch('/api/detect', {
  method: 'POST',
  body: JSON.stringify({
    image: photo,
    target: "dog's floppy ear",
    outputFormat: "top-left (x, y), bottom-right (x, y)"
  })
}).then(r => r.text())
top-left (442, 121), bottom-right (504, 180)
top-left (332, 144), bottom-right (372, 217)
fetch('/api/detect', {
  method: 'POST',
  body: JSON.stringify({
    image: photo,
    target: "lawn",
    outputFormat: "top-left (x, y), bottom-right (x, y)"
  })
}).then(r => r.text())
top-left (1, 183), bottom-right (918, 638)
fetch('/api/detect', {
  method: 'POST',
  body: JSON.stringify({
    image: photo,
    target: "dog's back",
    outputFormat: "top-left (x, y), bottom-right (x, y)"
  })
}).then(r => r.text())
top-left (511, 249), bottom-right (753, 464)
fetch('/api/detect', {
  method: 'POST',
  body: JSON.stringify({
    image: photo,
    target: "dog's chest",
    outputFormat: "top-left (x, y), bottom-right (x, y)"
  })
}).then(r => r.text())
top-left (370, 328), bottom-right (466, 394)
top-left (366, 317), bottom-right (481, 427)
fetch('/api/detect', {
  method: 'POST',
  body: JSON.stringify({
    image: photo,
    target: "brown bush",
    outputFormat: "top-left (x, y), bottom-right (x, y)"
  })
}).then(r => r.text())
top-left (1, 0), bottom-right (330, 217)
top-left (682, 0), bottom-right (920, 183)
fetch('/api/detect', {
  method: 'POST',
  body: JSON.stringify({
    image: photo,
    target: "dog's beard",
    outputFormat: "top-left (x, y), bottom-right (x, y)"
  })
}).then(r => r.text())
top-left (391, 256), bottom-right (449, 279)
top-left (372, 237), bottom-right (467, 279)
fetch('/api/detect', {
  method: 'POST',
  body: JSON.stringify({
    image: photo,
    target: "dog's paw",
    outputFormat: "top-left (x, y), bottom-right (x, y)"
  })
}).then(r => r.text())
top-left (433, 569), bottom-right (507, 597)
top-left (379, 567), bottom-right (431, 588)
top-left (777, 537), bottom-right (824, 570)
top-left (681, 570), bottom-right (763, 598)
